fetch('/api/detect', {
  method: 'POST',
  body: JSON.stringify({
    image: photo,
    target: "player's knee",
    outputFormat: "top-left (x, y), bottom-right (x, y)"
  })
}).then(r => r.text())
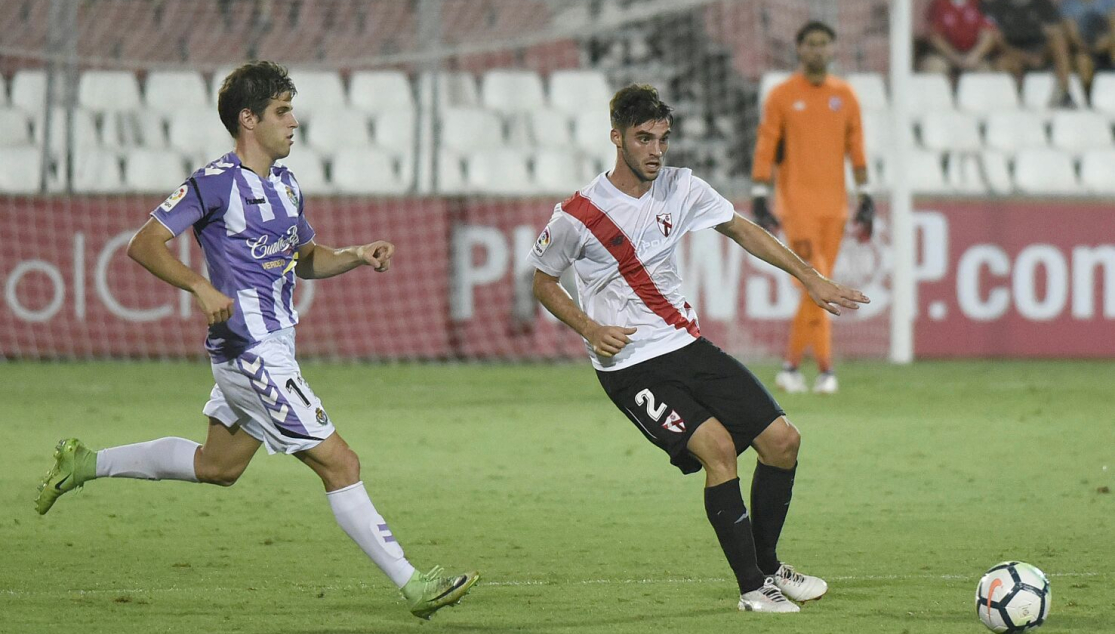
top-left (769, 425), bottom-right (801, 468)
top-left (196, 462), bottom-right (244, 487)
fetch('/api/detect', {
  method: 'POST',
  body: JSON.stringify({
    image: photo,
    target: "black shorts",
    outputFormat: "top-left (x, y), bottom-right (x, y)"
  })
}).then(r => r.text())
top-left (596, 338), bottom-right (785, 475)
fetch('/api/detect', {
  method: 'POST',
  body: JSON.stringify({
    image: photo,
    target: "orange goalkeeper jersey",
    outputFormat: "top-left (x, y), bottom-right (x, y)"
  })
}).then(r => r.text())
top-left (751, 72), bottom-right (867, 221)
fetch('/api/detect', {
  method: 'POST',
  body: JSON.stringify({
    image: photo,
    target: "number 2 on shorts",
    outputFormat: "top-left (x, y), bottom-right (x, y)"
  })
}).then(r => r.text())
top-left (635, 388), bottom-right (667, 421)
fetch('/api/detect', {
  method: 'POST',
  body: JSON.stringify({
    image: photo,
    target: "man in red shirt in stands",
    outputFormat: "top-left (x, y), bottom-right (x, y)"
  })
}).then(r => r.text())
top-left (921, 0), bottom-right (998, 75)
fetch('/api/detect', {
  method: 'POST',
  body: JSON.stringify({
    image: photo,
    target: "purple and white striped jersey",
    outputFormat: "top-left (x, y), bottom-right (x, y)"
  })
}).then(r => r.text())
top-left (151, 152), bottom-right (315, 362)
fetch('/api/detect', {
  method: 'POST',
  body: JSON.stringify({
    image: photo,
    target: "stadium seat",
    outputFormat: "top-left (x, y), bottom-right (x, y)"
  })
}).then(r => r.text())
top-left (908, 73), bottom-right (955, 116)
top-left (758, 71), bottom-right (792, 110)
top-left (123, 148), bottom-right (189, 193)
top-left (372, 110), bottom-right (416, 155)
top-left (905, 150), bottom-right (951, 194)
top-left (332, 148), bottom-right (411, 195)
top-left (0, 146), bottom-right (43, 194)
top-left (529, 108), bottom-right (574, 147)
top-left (11, 69), bottom-right (46, 114)
top-left (860, 110), bottom-right (916, 159)
top-left (349, 70), bottom-right (415, 115)
top-left (145, 71), bottom-right (209, 114)
top-left (72, 148), bottom-right (125, 193)
top-left (920, 111), bottom-right (982, 153)
top-left (284, 69), bottom-right (347, 119)
top-left (34, 108), bottom-right (101, 154)
top-left (984, 111), bottom-right (1048, 153)
top-left (533, 149), bottom-right (582, 194)
top-left (572, 110), bottom-right (613, 154)
top-left (549, 70), bottom-right (611, 116)
top-left (439, 107), bottom-right (504, 152)
top-left (0, 108), bottom-right (33, 146)
top-left (1050, 111), bottom-right (1114, 153)
top-left (305, 109), bottom-right (372, 152)
top-left (847, 72), bottom-right (888, 110)
top-left (980, 150), bottom-right (1014, 195)
top-left (481, 69), bottom-right (547, 115)
top-left (957, 73), bottom-right (1020, 113)
top-left (946, 153), bottom-right (989, 194)
top-left (78, 70), bottom-right (142, 112)
top-left (130, 109), bottom-right (168, 147)
top-left (168, 109), bottom-right (233, 156)
top-left (419, 72), bottom-right (480, 110)
top-left (1079, 149), bottom-right (1115, 194)
top-left (209, 65), bottom-right (239, 104)
top-left (466, 149), bottom-right (533, 195)
top-left (1091, 72), bottom-right (1115, 118)
top-left (276, 148), bottom-right (330, 194)
top-left (436, 149), bottom-right (468, 195)
top-left (1013, 148), bottom-right (1079, 195)
top-left (1020, 72), bottom-right (1088, 112)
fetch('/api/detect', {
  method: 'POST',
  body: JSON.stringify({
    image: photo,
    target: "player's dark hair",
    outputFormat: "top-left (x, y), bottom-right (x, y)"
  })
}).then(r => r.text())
top-left (796, 20), bottom-right (836, 45)
top-left (609, 84), bottom-right (673, 133)
top-left (217, 60), bottom-right (297, 137)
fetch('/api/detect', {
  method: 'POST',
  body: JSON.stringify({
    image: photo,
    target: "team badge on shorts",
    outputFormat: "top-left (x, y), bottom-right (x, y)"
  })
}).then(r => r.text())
top-left (656, 212), bottom-right (673, 237)
top-left (829, 96), bottom-right (843, 111)
top-left (533, 227), bottom-right (551, 255)
top-left (315, 407), bottom-right (329, 425)
top-left (285, 185), bottom-right (299, 207)
top-left (661, 410), bottom-right (686, 433)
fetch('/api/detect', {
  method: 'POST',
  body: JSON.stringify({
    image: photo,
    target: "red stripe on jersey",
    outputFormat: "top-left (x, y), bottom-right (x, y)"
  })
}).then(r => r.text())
top-left (561, 192), bottom-right (700, 338)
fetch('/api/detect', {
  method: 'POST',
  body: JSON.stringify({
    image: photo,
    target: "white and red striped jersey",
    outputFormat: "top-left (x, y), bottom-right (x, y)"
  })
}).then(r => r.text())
top-left (528, 167), bottom-right (736, 371)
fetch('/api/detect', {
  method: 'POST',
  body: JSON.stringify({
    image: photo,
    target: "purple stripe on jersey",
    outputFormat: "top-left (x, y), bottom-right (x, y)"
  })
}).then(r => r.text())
top-left (237, 351), bottom-right (311, 435)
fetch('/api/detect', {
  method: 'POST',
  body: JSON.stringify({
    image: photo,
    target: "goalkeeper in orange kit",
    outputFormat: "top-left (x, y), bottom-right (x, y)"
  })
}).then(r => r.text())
top-left (751, 21), bottom-right (875, 395)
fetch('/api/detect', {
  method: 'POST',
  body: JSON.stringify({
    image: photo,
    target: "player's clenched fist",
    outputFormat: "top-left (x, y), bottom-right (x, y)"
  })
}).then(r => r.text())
top-left (586, 325), bottom-right (638, 358)
top-left (194, 284), bottom-right (235, 325)
top-left (359, 240), bottom-right (395, 272)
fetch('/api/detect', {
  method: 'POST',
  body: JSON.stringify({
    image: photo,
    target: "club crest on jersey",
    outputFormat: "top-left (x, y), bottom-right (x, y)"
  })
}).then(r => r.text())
top-left (315, 407), bottom-right (329, 425)
top-left (656, 212), bottom-right (673, 237)
top-left (829, 96), bottom-right (843, 111)
top-left (533, 227), bottom-right (551, 255)
top-left (662, 410), bottom-right (686, 433)
top-left (285, 185), bottom-right (299, 207)
top-left (160, 185), bottom-right (188, 212)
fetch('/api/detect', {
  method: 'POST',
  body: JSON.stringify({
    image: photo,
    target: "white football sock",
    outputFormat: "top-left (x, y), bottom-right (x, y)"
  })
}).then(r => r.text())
top-left (96, 437), bottom-right (200, 482)
top-left (327, 481), bottom-right (416, 588)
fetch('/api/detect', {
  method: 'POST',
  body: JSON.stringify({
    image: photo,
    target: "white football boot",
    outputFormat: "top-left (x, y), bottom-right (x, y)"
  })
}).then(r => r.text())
top-left (775, 369), bottom-right (807, 394)
top-left (738, 578), bottom-right (800, 613)
top-left (771, 564), bottom-right (828, 602)
top-left (812, 372), bottom-right (838, 394)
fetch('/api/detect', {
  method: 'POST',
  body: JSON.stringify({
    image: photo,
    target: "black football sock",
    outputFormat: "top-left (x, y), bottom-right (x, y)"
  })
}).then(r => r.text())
top-left (704, 477), bottom-right (765, 594)
top-left (750, 461), bottom-right (797, 575)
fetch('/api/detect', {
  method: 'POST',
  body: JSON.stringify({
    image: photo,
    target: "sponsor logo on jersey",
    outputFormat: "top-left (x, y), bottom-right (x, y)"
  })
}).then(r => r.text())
top-left (159, 185), bottom-right (188, 212)
top-left (656, 212), bottom-right (673, 237)
top-left (829, 96), bottom-right (843, 111)
top-left (246, 226), bottom-right (301, 260)
top-left (610, 235), bottom-right (625, 247)
top-left (245, 197), bottom-right (265, 205)
top-left (285, 185), bottom-right (299, 207)
top-left (661, 410), bottom-right (686, 433)
top-left (533, 227), bottom-right (551, 255)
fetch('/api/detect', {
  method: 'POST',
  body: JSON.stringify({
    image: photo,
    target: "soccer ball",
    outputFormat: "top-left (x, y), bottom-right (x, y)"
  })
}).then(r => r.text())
top-left (975, 561), bottom-right (1051, 633)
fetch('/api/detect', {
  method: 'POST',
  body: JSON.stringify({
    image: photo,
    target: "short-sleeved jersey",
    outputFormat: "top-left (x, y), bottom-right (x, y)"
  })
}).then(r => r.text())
top-left (751, 73), bottom-right (866, 221)
top-left (983, 0), bottom-right (1061, 48)
top-left (151, 152), bottom-right (315, 362)
top-left (928, 0), bottom-right (995, 52)
top-left (527, 167), bottom-right (735, 371)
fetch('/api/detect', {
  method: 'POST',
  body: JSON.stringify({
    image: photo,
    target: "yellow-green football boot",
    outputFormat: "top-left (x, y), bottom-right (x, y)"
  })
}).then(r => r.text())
top-left (401, 566), bottom-right (479, 620)
top-left (35, 438), bottom-right (97, 515)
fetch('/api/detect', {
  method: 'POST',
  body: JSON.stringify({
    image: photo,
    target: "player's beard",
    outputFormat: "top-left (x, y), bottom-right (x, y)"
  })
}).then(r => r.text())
top-left (620, 143), bottom-right (660, 183)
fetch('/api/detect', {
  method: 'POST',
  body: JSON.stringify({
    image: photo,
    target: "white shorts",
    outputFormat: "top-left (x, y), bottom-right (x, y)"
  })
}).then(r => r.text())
top-left (203, 328), bottom-right (335, 455)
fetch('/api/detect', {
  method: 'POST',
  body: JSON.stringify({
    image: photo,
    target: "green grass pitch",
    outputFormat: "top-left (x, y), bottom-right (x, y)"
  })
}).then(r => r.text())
top-left (1, 359), bottom-right (1112, 633)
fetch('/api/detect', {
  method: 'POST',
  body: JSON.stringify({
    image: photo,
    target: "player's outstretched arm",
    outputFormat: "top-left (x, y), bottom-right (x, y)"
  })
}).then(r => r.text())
top-left (715, 214), bottom-right (870, 316)
top-left (295, 240), bottom-right (394, 279)
top-left (127, 219), bottom-right (233, 324)
top-left (532, 270), bottom-right (635, 358)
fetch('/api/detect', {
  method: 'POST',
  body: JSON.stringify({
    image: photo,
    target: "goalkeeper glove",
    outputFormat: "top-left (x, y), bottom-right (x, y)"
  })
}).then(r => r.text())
top-left (853, 193), bottom-right (875, 242)
top-left (751, 193), bottom-right (780, 233)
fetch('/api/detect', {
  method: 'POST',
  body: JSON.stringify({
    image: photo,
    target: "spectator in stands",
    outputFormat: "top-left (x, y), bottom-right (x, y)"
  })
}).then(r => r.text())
top-left (1060, 0), bottom-right (1115, 98)
top-left (982, 0), bottom-right (1077, 107)
top-left (921, 0), bottom-right (998, 75)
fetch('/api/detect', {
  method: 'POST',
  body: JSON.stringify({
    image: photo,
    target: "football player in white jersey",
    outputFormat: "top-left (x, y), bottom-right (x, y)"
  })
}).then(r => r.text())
top-left (529, 84), bottom-right (869, 613)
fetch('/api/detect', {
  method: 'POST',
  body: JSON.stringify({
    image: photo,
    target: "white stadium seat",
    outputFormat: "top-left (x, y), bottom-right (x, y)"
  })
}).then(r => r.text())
top-left (419, 72), bottom-right (480, 110)
top-left (349, 71), bottom-right (414, 115)
top-left (372, 110), bottom-right (416, 154)
top-left (957, 73), bottom-right (1020, 113)
top-left (533, 149), bottom-right (582, 194)
top-left (145, 71), bottom-right (209, 114)
top-left (466, 149), bottom-right (533, 195)
top-left (1079, 149), bottom-right (1115, 194)
top-left (549, 70), bottom-right (611, 115)
top-left (436, 149), bottom-right (468, 195)
top-left (168, 109), bottom-right (232, 157)
top-left (35, 108), bottom-right (101, 154)
top-left (79, 70), bottom-right (142, 112)
top-left (847, 72), bottom-right (888, 110)
top-left (1021, 72), bottom-right (1088, 112)
top-left (529, 108), bottom-right (573, 147)
top-left (0, 108), bottom-right (33, 146)
top-left (946, 153), bottom-right (990, 194)
top-left (984, 111), bottom-right (1048, 153)
top-left (72, 148), bottom-right (125, 193)
top-left (305, 109), bottom-right (372, 151)
top-left (920, 111), bottom-right (982, 152)
top-left (758, 71), bottom-right (792, 110)
top-left (285, 69), bottom-right (347, 119)
top-left (1050, 111), bottom-right (1114, 153)
top-left (980, 150), bottom-right (1014, 195)
top-left (906, 150), bottom-right (951, 194)
top-left (11, 70), bottom-right (46, 114)
top-left (332, 147), bottom-right (411, 195)
top-left (439, 107), bottom-right (504, 152)
top-left (908, 73), bottom-right (955, 116)
top-left (276, 148), bottom-right (330, 194)
top-left (1091, 72), bottom-right (1115, 118)
top-left (0, 146), bottom-right (43, 194)
top-left (481, 69), bottom-right (547, 115)
top-left (209, 65), bottom-right (239, 104)
top-left (572, 109), bottom-right (613, 154)
top-left (123, 148), bottom-right (189, 193)
top-left (861, 110), bottom-right (916, 159)
top-left (1013, 148), bottom-right (1079, 195)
